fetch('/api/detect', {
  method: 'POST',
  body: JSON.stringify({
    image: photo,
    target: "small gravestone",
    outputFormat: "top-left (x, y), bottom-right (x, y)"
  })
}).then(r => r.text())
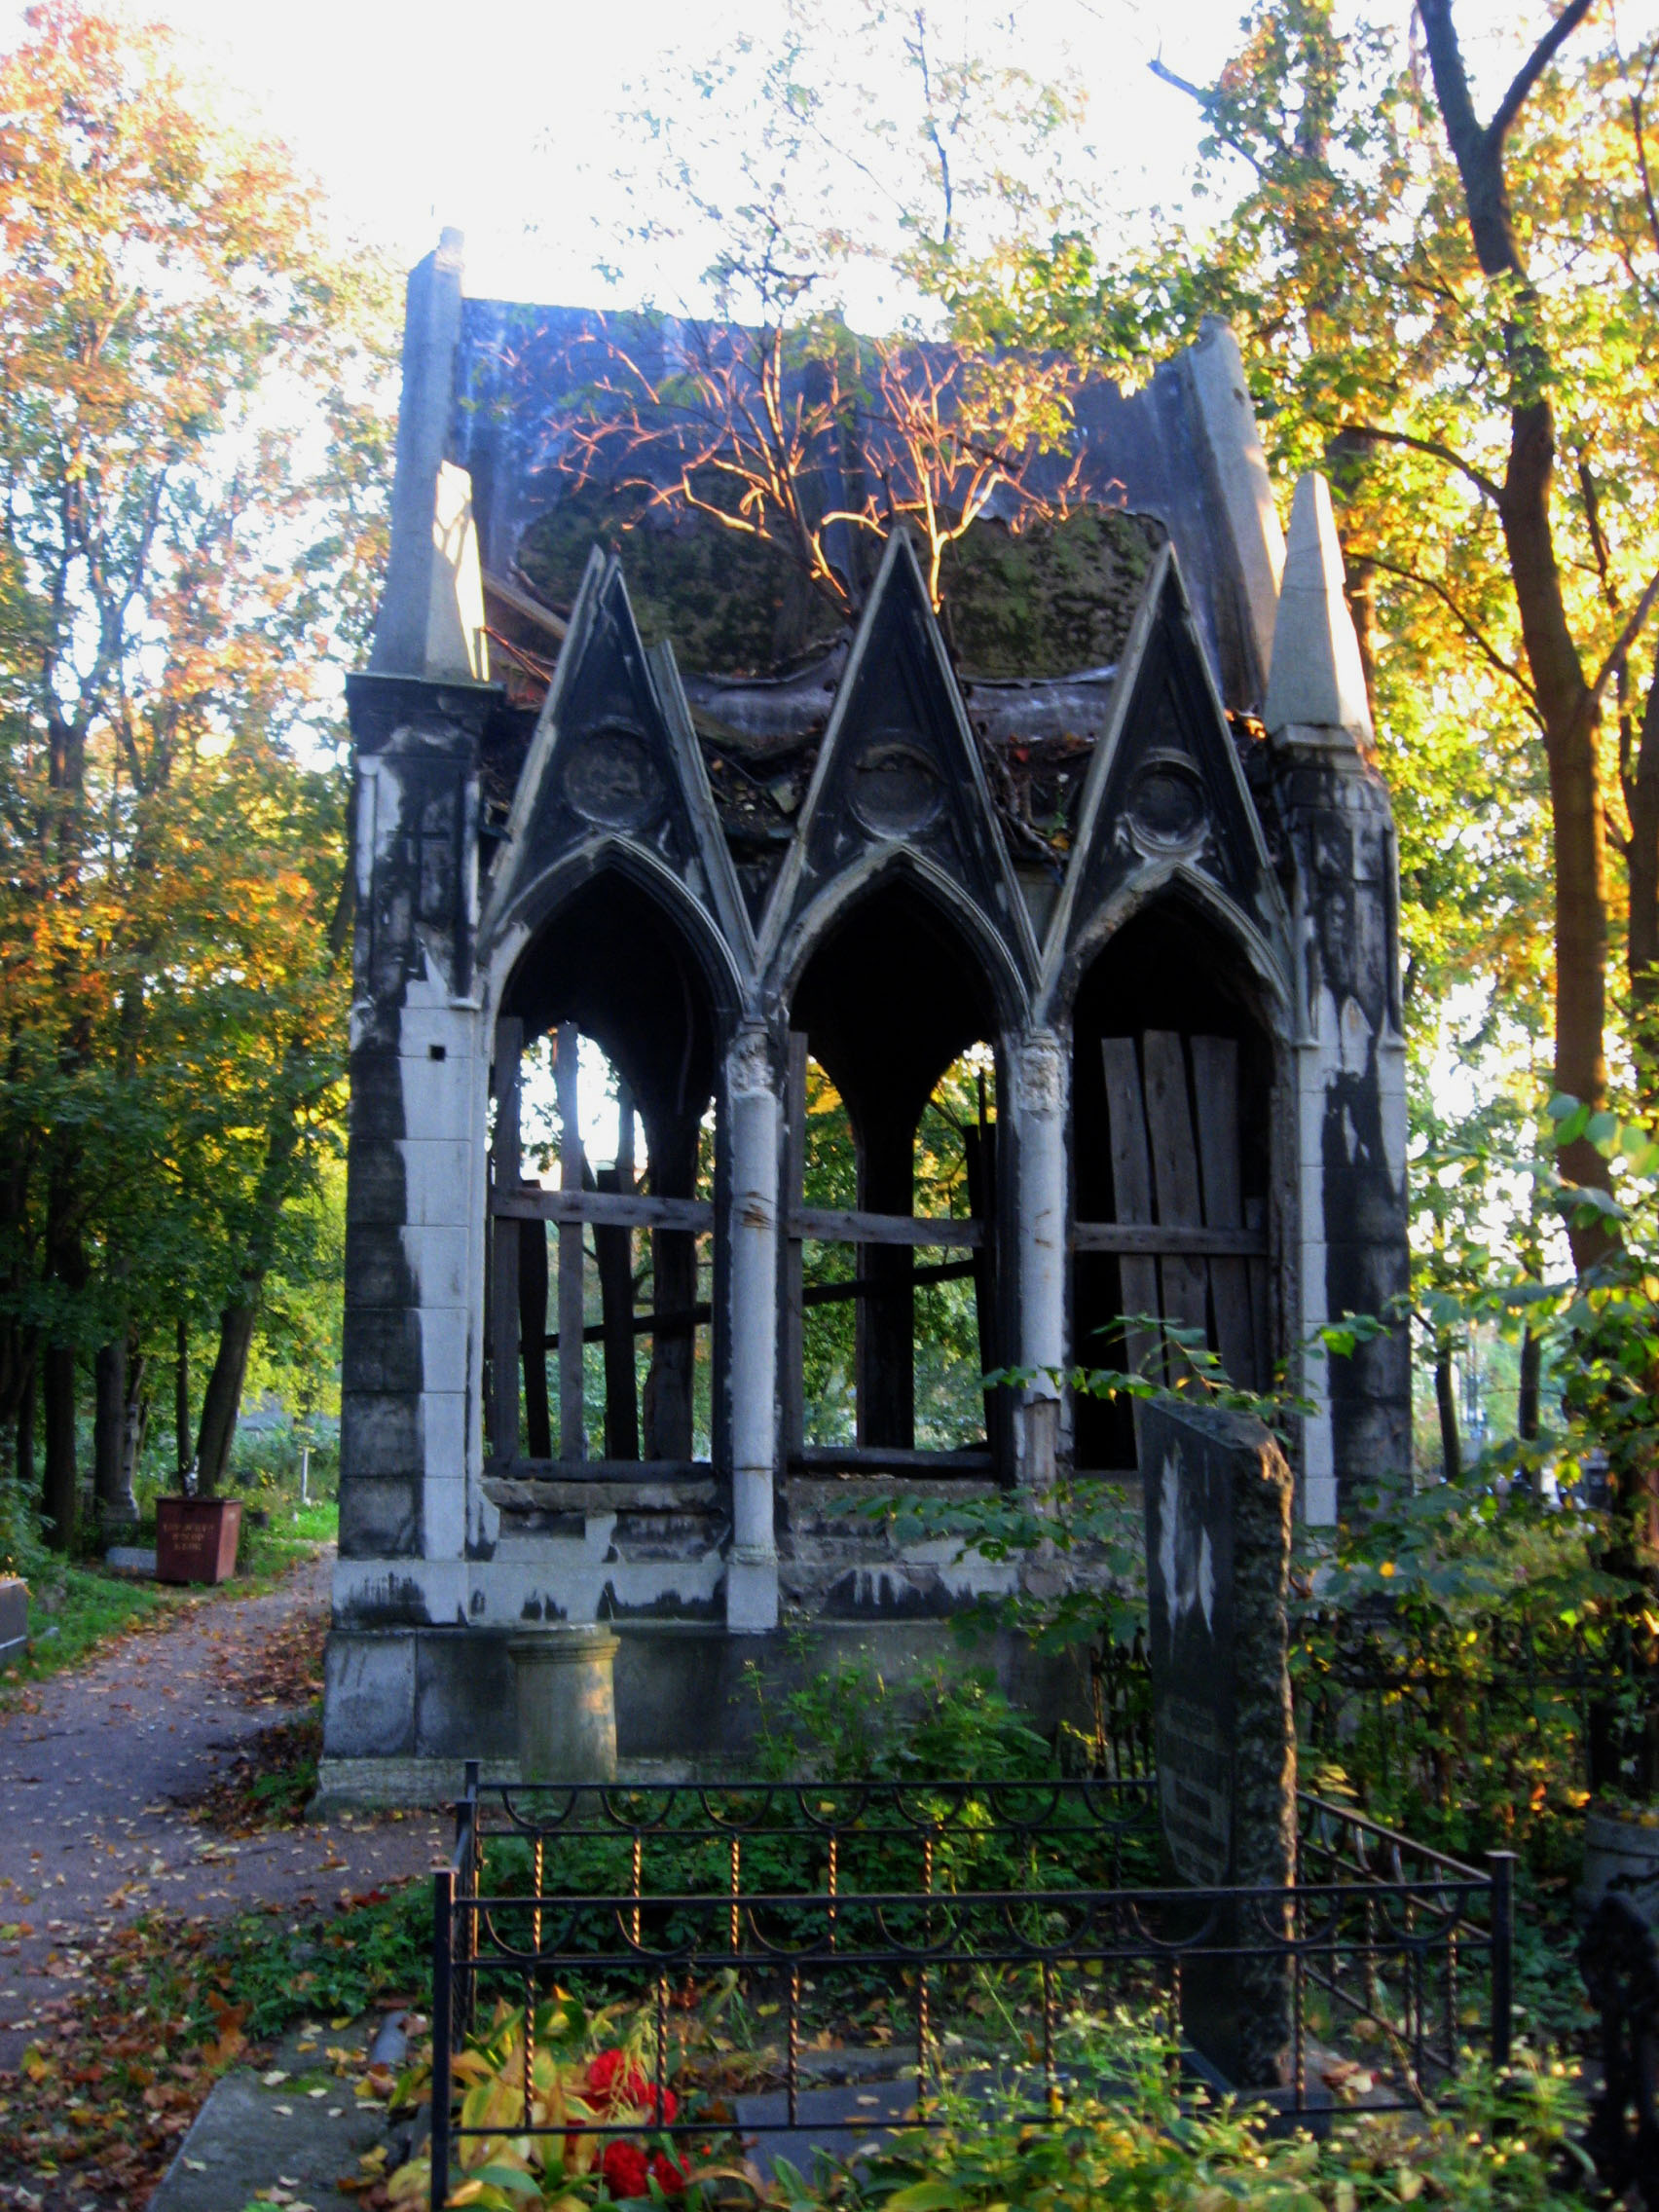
top-left (0, 1576), bottom-right (26, 1661)
top-left (1140, 1396), bottom-right (1296, 2091)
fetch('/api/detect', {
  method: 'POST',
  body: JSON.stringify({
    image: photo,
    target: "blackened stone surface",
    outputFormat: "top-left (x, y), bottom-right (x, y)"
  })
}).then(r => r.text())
top-left (1140, 1397), bottom-right (1295, 2089)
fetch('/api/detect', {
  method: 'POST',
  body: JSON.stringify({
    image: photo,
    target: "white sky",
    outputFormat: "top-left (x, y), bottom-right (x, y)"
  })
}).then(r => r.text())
top-left (0, 0), bottom-right (1562, 310)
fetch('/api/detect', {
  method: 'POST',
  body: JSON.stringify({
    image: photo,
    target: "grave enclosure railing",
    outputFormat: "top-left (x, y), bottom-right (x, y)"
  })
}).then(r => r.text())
top-left (427, 1768), bottom-right (1515, 2211)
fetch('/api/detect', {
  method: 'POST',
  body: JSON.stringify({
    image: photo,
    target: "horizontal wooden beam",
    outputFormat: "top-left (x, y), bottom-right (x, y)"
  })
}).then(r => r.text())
top-left (543, 1305), bottom-right (710, 1350)
top-left (790, 1207), bottom-right (985, 1249)
top-left (789, 1444), bottom-right (994, 1475)
top-left (485, 1477), bottom-right (719, 1514)
top-left (535, 1258), bottom-right (978, 1349)
top-left (486, 1456), bottom-right (713, 1483)
top-left (803, 1257), bottom-right (978, 1304)
top-left (495, 1188), bottom-right (714, 1234)
top-left (1071, 1221), bottom-right (1267, 1257)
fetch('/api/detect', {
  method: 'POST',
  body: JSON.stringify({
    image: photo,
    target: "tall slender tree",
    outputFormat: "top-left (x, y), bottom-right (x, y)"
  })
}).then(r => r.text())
top-left (0, 3), bottom-right (392, 1537)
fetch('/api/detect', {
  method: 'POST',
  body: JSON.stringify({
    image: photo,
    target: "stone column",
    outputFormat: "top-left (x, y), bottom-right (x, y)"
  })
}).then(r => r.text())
top-left (1266, 475), bottom-right (1410, 1522)
top-left (1014, 1029), bottom-right (1067, 1488)
top-left (336, 687), bottom-right (490, 1597)
top-left (725, 1025), bottom-right (780, 1631)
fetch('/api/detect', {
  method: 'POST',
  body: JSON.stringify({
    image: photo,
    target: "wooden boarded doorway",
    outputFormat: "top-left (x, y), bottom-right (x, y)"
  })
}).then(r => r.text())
top-left (1070, 906), bottom-right (1274, 1477)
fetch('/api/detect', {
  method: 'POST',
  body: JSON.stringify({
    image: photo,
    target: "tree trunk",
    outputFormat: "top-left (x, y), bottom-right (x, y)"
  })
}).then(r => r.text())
top-left (15, 1343), bottom-right (35, 1488)
top-left (1628, 671), bottom-right (1659, 1081)
top-left (93, 1339), bottom-right (137, 1526)
top-left (175, 1313), bottom-right (190, 1485)
top-left (1417, 0), bottom-right (1613, 1261)
top-left (1434, 1345), bottom-right (1462, 1483)
top-left (194, 1303), bottom-right (258, 1495)
top-left (41, 1343), bottom-right (77, 1550)
top-left (1518, 1324), bottom-right (1541, 1442)
top-left (124, 1351), bottom-right (148, 1499)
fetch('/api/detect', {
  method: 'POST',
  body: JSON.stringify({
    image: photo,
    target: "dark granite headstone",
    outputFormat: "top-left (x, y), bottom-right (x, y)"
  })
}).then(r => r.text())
top-left (1140, 1397), bottom-right (1296, 2090)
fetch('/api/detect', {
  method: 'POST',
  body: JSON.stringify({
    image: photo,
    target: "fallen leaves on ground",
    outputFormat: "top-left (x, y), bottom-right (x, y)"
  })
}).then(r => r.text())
top-left (0, 1884), bottom-right (424, 2211)
top-left (172, 1603), bottom-right (327, 1833)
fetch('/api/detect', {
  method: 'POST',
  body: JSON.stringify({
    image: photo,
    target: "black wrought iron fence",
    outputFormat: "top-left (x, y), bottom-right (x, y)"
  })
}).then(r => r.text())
top-left (426, 1768), bottom-right (1514, 2211)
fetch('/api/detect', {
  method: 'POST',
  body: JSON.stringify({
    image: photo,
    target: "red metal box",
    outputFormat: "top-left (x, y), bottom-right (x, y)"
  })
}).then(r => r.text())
top-left (155, 1497), bottom-right (241, 1585)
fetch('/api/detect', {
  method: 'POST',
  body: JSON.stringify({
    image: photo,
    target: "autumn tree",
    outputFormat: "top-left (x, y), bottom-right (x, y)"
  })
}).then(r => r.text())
top-left (954, 1), bottom-right (1659, 1265)
top-left (0, 3), bottom-right (393, 1542)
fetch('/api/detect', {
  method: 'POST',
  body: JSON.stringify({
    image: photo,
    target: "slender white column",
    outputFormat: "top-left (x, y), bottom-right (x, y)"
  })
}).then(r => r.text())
top-left (725, 1025), bottom-right (780, 1630)
top-left (1014, 1030), bottom-right (1067, 1489)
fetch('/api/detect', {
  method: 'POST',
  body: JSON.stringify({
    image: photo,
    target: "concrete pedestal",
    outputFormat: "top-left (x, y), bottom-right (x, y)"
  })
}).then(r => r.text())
top-left (508, 1625), bottom-right (620, 1782)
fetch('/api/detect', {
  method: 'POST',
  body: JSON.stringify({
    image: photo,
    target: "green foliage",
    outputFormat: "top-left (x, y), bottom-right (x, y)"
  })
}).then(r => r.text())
top-left (0, 1473), bottom-right (49, 1583)
top-left (205, 1882), bottom-right (433, 2043)
top-left (824, 2012), bottom-right (1586, 2212)
top-left (0, 1559), bottom-right (177, 1694)
top-left (746, 1649), bottom-right (1054, 1784)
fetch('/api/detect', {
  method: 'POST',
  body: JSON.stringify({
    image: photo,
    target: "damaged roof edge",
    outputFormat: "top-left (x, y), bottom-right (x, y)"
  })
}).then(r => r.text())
top-left (371, 232), bottom-right (1288, 718)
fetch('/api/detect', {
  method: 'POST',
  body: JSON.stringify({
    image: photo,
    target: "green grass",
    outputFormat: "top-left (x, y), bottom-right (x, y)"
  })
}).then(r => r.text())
top-left (0, 1561), bottom-right (191, 1694)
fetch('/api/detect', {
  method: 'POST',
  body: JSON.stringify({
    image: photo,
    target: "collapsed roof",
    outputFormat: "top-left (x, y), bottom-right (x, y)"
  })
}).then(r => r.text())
top-left (371, 235), bottom-right (1302, 910)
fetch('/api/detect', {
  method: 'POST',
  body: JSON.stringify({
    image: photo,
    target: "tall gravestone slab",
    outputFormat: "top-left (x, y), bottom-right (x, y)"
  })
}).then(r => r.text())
top-left (1140, 1396), bottom-right (1296, 2090)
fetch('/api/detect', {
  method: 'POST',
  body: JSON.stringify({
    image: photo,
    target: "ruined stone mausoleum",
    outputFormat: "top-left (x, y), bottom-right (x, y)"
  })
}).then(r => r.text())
top-left (320, 233), bottom-right (1409, 1799)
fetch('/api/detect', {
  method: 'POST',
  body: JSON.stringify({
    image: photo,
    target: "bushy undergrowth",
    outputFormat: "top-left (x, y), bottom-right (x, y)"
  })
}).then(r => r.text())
top-left (395, 1993), bottom-right (1590, 2212)
top-left (835, 2017), bottom-right (1589, 2212)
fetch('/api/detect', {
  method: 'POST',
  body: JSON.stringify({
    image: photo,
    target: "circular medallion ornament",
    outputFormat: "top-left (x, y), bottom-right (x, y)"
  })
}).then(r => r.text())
top-left (562, 726), bottom-right (664, 830)
top-left (1125, 753), bottom-right (1205, 851)
top-left (849, 737), bottom-right (945, 839)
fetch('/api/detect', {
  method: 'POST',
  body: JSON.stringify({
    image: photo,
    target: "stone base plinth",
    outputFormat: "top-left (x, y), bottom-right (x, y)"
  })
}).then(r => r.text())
top-left (508, 1624), bottom-right (620, 1782)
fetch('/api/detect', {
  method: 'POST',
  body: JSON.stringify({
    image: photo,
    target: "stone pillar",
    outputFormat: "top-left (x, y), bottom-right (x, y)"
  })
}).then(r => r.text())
top-left (1013, 1029), bottom-right (1067, 1487)
top-left (725, 1026), bottom-right (780, 1632)
top-left (1140, 1395), bottom-right (1296, 2091)
top-left (335, 674), bottom-right (493, 1615)
top-left (1266, 475), bottom-right (1410, 1522)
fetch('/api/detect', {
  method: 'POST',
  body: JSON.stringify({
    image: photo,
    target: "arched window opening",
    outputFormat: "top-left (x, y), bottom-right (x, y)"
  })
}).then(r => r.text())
top-left (784, 880), bottom-right (1003, 1477)
top-left (1071, 901), bottom-right (1274, 1477)
top-left (488, 872), bottom-right (719, 1478)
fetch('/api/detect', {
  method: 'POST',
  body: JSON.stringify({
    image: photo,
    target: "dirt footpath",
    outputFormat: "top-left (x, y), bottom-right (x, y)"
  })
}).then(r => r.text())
top-left (0, 1552), bottom-right (446, 2073)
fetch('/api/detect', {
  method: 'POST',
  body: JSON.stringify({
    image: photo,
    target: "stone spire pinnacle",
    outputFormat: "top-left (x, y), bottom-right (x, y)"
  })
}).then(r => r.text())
top-left (1263, 472), bottom-right (1373, 745)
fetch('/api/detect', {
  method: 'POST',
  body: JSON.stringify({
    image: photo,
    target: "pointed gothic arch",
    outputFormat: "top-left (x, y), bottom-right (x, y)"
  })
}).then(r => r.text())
top-left (778, 864), bottom-right (1014, 1479)
top-left (484, 858), bottom-right (730, 1489)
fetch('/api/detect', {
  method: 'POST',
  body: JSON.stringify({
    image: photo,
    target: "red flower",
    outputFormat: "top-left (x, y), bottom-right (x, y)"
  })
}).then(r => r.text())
top-left (588, 2048), bottom-right (651, 2111)
top-left (650, 2152), bottom-right (688, 2195)
top-left (603, 2141), bottom-right (651, 2198)
top-left (587, 2047), bottom-right (677, 2121)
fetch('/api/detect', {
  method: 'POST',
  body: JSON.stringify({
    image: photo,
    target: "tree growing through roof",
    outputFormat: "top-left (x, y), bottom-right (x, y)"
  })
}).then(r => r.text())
top-left (556, 313), bottom-right (1081, 617)
top-left (553, 3), bottom-right (1088, 620)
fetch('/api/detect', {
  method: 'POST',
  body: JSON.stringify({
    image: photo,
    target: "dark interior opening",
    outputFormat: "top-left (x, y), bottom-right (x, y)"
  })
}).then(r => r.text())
top-left (1071, 899), bottom-right (1274, 1474)
top-left (501, 871), bottom-right (719, 1143)
top-left (790, 878), bottom-right (1002, 1459)
top-left (496, 871), bottom-right (719, 1467)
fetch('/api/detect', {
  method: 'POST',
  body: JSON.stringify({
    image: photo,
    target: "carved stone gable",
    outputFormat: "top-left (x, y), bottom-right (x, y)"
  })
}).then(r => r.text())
top-left (484, 551), bottom-right (752, 963)
top-left (1046, 551), bottom-right (1282, 984)
top-left (760, 533), bottom-right (1035, 983)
